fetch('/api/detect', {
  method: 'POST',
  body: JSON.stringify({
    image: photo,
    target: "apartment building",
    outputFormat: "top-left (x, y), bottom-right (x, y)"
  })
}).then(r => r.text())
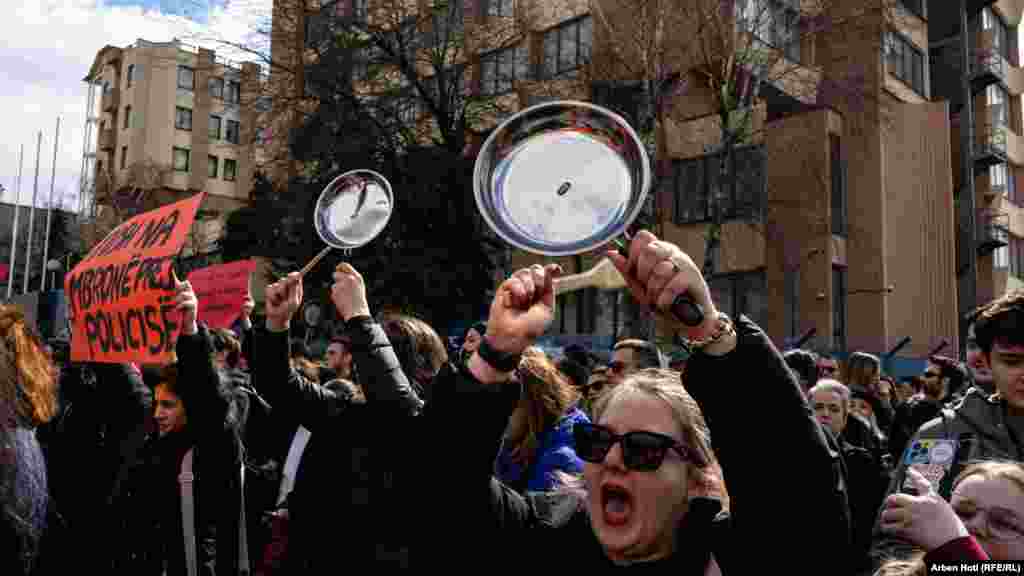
top-left (928, 1), bottom-right (1024, 311)
top-left (81, 39), bottom-right (266, 258)
top-left (271, 0), bottom-right (962, 364)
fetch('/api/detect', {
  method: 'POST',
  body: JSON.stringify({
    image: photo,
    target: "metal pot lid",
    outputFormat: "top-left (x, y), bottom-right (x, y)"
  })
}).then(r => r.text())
top-left (314, 169), bottom-right (394, 250)
top-left (474, 100), bottom-right (650, 256)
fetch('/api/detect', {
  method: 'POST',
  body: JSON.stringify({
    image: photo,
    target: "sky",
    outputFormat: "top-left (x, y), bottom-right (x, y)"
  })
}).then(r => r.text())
top-left (0, 0), bottom-right (271, 213)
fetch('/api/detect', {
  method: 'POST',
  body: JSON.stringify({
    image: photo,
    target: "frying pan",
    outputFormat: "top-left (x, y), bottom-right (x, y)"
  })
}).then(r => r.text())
top-left (474, 100), bottom-right (704, 326)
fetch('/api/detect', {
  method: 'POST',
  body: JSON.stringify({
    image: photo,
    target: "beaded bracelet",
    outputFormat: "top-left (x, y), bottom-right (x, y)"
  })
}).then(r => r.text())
top-left (678, 313), bottom-right (735, 351)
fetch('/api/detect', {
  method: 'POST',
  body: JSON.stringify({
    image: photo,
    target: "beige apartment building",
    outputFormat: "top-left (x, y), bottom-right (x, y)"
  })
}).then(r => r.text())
top-left (81, 39), bottom-right (265, 257)
top-left (266, 0), bottom-right (1024, 363)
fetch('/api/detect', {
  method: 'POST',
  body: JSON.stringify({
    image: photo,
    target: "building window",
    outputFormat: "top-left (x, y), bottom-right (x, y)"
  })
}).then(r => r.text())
top-left (1011, 165), bottom-right (1023, 206)
top-left (885, 30), bottom-right (925, 95)
top-left (708, 271), bottom-right (767, 327)
top-left (209, 115), bottom-right (222, 140)
top-left (899, 0), bottom-right (924, 19)
top-left (208, 155), bottom-right (219, 178)
top-left (226, 80), bottom-right (240, 104)
top-left (175, 107), bottom-right (193, 131)
top-left (351, 0), bottom-right (368, 23)
top-left (123, 105), bottom-right (132, 130)
top-left (986, 84), bottom-right (1008, 128)
top-left (830, 134), bottom-right (847, 236)
top-left (484, 0), bottom-right (513, 17)
top-left (432, 0), bottom-right (464, 41)
top-left (223, 158), bottom-right (237, 181)
top-left (995, 244), bottom-right (1009, 269)
top-left (209, 77), bottom-right (224, 99)
top-left (990, 163), bottom-right (1008, 196)
top-left (225, 119), bottom-right (240, 144)
top-left (784, 267), bottom-right (800, 339)
top-left (671, 146), bottom-right (766, 224)
top-left (177, 66), bottom-right (195, 91)
top-left (121, 146), bottom-right (127, 169)
top-left (832, 266), bottom-right (847, 352)
top-left (126, 64), bottom-right (135, 87)
top-left (738, 0), bottom-right (801, 63)
top-left (480, 44), bottom-right (527, 95)
top-left (1012, 236), bottom-right (1024, 278)
top-left (982, 7), bottom-right (1009, 60)
top-left (541, 16), bottom-right (592, 79)
top-left (173, 147), bottom-right (190, 172)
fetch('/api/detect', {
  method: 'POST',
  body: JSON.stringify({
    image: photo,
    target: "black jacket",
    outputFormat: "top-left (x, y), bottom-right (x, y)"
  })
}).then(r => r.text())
top-left (868, 387), bottom-right (1024, 573)
top-left (416, 316), bottom-right (852, 572)
top-left (34, 362), bottom-right (152, 574)
top-left (252, 316), bottom-right (422, 570)
top-left (113, 326), bottom-right (245, 576)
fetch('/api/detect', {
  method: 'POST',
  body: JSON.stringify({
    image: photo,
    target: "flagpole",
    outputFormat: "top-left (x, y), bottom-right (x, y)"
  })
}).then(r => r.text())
top-left (23, 131), bottom-right (42, 295)
top-left (7, 144), bottom-right (24, 300)
top-left (41, 117), bottom-right (60, 292)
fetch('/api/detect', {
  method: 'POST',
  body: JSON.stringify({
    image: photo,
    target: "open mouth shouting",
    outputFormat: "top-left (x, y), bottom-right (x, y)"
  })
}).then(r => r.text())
top-left (600, 481), bottom-right (634, 527)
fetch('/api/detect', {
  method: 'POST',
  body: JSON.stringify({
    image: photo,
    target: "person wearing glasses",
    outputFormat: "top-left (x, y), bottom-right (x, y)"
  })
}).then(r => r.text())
top-left (887, 357), bottom-right (968, 464)
top-left (418, 231), bottom-right (851, 572)
top-left (818, 353), bottom-right (840, 380)
top-left (876, 461), bottom-right (1024, 574)
top-left (607, 339), bottom-right (665, 387)
top-left (870, 290), bottom-right (1024, 572)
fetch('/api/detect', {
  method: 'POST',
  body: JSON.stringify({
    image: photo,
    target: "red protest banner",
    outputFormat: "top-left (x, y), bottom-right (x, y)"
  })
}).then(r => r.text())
top-left (188, 259), bottom-right (256, 329)
top-left (64, 193), bottom-right (206, 363)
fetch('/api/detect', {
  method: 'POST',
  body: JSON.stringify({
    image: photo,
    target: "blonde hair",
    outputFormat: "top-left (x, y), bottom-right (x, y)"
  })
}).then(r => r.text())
top-left (589, 368), bottom-right (729, 511)
top-left (875, 460), bottom-right (1024, 575)
top-left (0, 305), bottom-right (57, 426)
top-left (507, 348), bottom-right (581, 465)
top-left (954, 460), bottom-right (1024, 496)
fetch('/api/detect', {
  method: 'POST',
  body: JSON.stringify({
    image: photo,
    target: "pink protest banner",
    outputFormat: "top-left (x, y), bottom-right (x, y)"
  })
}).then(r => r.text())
top-left (188, 259), bottom-right (257, 329)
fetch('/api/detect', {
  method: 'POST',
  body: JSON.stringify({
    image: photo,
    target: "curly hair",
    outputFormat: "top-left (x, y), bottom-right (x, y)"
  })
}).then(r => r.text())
top-left (0, 305), bottom-right (57, 427)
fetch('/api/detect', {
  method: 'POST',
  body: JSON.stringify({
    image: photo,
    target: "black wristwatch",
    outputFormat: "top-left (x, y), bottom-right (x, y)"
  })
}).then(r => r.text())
top-left (476, 336), bottom-right (522, 373)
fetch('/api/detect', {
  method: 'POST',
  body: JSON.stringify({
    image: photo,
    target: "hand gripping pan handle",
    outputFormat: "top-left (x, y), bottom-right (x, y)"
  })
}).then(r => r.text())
top-left (610, 238), bottom-right (705, 327)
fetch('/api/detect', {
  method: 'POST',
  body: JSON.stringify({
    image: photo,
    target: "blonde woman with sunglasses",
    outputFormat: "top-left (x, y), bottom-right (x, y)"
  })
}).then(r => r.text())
top-left (416, 232), bottom-right (852, 573)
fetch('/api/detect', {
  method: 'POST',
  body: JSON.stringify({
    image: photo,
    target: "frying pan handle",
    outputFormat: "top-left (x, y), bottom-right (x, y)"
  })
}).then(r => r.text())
top-left (612, 239), bottom-right (705, 327)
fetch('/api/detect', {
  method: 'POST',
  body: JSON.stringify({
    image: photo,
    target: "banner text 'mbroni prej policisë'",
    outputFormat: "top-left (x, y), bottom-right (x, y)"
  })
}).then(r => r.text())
top-left (64, 193), bottom-right (206, 364)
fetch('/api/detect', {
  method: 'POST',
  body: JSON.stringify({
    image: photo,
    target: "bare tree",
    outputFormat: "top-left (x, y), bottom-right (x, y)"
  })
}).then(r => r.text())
top-left (75, 158), bottom-right (175, 252)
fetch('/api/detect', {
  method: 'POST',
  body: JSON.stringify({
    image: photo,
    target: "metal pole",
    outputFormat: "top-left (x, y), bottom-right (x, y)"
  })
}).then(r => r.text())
top-left (958, 0), bottom-right (978, 359)
top-left (7, 145), bottom-right (24, 300)
top-left (42, 117), bottom-right (60, 292)
top-left (24, 132), bottom-right (42, 294)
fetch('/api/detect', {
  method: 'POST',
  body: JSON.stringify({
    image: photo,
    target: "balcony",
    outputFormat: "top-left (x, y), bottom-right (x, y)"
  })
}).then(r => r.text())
top-left (977, 209), bottom-right (1010, 256)
top-left (975, 124), bottom-right (1009, 170)
top-left (98, 128), bottom-right (115, 151)
top-left (970, 49), bottom-right (1007, 94)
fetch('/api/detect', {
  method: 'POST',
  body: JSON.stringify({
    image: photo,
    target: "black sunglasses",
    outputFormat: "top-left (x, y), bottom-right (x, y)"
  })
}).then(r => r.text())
top-left (923, 370), bottom-right (941, 378)
top-left (573, 422), bottom-right (702, 471)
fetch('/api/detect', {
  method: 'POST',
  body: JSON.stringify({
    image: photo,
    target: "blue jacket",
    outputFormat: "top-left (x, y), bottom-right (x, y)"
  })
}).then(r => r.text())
top-left (495, 407), bottom-right (589, 492)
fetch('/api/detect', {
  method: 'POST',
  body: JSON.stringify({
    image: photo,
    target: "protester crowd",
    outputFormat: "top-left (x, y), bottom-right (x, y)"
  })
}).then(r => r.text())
top-left (2, 231), bottom-right (1022, 575)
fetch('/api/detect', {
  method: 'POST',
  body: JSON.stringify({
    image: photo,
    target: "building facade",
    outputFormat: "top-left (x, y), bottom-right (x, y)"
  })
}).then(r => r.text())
top-left (82, 39), bottom-right (266, 259)
top-left (270, 0), bottom-right (971, 364)
top-left (929, 1), bottom-right (1024, 311)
